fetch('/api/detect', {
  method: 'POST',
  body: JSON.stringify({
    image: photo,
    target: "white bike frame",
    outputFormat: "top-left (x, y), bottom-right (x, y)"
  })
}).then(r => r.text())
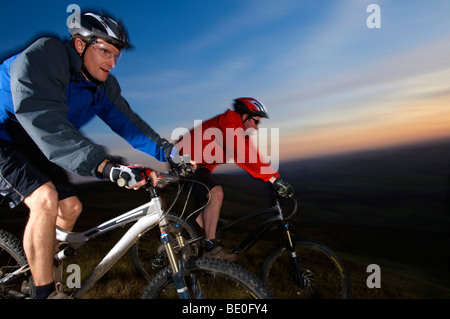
top-left (54, 189), bottom-right (169, 298)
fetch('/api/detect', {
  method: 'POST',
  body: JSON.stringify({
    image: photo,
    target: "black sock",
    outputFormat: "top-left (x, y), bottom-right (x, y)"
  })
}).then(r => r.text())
top-left (205, 239), bottom-right (217, 252)
top-left (35, 282), bottom-right (55, 299)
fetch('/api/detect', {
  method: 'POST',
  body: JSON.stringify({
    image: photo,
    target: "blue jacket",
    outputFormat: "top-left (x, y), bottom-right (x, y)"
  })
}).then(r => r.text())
top-left (0, 37), bottom-right (172, 177)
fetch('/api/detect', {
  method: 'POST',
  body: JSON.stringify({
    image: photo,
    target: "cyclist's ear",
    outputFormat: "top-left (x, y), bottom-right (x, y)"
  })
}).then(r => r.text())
top-left (73, 37), bottom-right (86, 55)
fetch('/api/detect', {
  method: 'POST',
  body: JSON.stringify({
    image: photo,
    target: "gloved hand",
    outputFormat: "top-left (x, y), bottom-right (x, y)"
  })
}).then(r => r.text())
top-left (161, 141), bottom-right (197, 175)
top-left (272, 178), bottom-right (295, 198)
top-left (103, 162), bottom-right (150, 187)
top-left (169, 153), bottom-right (196, 177)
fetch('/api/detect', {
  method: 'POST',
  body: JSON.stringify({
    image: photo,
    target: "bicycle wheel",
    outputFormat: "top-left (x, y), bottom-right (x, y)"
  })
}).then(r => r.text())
top-left (261, 239), bottom-right (349, 299)
top-left (131, 214), bottom-right (200, 280)
top-left (0, 229), bottom-right (35, 299)
top-left (141, 257), bottom-right (274, 299)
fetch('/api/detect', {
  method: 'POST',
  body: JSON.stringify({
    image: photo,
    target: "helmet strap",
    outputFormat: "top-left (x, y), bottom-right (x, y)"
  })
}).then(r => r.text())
top-left (80, 38), bottom-right (96, 60)
top-left (242, 114), bottom-right (251, 124)
top-left (80, 38), bottom-right (104, 85)
top-left (81, 64), bottom-right (103, 85)
top-left (242, 114), bottom-right (260, 126)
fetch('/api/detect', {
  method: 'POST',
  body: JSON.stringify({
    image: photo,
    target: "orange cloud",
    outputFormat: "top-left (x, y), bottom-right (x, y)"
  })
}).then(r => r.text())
top-left (279, 92), bottom-right (450, 160)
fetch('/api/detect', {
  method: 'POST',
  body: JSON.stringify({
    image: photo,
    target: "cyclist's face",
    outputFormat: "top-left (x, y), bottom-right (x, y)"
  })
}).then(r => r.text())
top-left (75, 38), bottom-right (121, 82)
top-left (242, 114), bottom-right (261, 131)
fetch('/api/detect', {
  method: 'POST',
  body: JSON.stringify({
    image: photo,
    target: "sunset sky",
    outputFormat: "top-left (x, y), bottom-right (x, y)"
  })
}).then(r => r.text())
top-left (1, 0), bottom-right (449, 168)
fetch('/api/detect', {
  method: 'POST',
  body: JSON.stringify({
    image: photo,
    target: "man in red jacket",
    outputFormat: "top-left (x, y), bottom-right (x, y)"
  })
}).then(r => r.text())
top-left (176, 98), bottom-right (294, 260)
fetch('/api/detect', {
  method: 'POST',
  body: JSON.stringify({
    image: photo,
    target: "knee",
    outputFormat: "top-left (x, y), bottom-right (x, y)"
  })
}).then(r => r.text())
top-left (73, 199), bottom-right (83, 217)
top-left (69, 197), bottom-right (83, 218)
top-left (59, 196), bottom-right (83, 220)
top-left (25, 183), bottom-right (59, 217)
top-left (210, 186), bottom-right (224, 204)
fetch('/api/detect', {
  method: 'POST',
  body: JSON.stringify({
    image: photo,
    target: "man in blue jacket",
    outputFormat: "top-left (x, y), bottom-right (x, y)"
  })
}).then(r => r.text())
top-left (0, 12), bottom-right (177, 298)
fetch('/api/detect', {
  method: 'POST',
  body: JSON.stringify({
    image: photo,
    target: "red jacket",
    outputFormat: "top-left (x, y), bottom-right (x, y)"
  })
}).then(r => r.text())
top-left (177, 109), bottom-right (279, 182)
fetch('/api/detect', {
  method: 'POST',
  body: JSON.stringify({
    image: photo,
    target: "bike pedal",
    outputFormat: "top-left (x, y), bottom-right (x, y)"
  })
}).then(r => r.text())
top-left (21, 281), bottom-right (30, 295)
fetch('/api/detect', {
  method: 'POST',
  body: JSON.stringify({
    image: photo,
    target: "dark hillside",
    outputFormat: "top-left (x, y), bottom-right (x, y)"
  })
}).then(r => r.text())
top-left (215, 138), bottom-right (450, 298)
top-left (1, 138), bottom-right (449, 298)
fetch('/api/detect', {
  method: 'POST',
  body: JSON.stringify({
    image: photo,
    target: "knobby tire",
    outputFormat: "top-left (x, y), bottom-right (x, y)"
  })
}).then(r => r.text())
top-left (261, 239), bottom-right (350, 299)
top-left (141, 256), bottom-right (274, 299)
top-left (0, 229), bottom-right (35, 299)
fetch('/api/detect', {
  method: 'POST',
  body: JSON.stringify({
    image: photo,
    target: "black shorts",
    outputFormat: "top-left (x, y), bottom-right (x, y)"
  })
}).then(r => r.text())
top-left (0, 138), bottom-right (77, 209)
top-left (191, 166), bottom-right (221, 202)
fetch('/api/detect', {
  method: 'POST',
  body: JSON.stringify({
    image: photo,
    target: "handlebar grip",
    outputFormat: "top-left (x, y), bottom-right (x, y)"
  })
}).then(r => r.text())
top-left (117, 177), bottom-right (127, 187)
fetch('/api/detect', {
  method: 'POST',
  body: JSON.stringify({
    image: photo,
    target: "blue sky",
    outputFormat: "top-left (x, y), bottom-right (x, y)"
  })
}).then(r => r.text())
top-left (1, 0), bottom-right (449, 168)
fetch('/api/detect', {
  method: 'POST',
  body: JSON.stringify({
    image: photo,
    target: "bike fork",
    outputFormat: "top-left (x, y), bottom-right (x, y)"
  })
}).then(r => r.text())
top-left (160, 227), bottom-right (191, 299)
top-left (283, 223), bottom-right (305, 288)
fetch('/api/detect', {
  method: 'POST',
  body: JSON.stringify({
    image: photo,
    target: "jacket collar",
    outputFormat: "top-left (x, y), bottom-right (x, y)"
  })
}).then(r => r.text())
top-left (63, 40), bottom-right (82, 77)
top-left (64, 41), bottom-right (104, 89)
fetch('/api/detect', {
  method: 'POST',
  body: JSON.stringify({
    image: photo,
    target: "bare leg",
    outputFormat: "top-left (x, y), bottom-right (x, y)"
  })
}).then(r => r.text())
top-left (196, 186), bottom-right (224, 240)
top-left (195, 186), bottom-right (236, 260)
top-left (23, 182), bottom-right (59, 286)
top-left (56, 196), bottom-right (82, 231)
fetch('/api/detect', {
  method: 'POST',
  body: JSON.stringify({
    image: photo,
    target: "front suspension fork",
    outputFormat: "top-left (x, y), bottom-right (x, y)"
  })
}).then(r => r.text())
top-left (283, 223), bottom-right (305, 288)
top-left (160, 223), bottom-right (193, 299)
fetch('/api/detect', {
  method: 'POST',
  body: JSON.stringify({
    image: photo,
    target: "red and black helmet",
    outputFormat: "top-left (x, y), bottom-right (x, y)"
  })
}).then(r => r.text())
top-left (233, 97), bottom-right (269, 118)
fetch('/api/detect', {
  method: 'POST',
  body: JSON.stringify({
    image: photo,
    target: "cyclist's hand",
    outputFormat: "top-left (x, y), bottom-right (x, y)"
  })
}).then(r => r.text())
top-left (169, 154), bottom-right (197, 177)
top-left (103, 162), bottom-right (155, 188)
top-left (272, 178), bottom-right (295, 198)
top-left (128, 169), bottom-right (158, 190)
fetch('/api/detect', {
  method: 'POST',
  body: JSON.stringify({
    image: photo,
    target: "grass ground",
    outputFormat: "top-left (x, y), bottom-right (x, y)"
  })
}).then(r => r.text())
top-left (1, 138), bottom-right (449, 299)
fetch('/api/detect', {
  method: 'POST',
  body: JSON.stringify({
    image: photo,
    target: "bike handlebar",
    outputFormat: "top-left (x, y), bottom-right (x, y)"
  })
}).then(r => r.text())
top-left (116, 164), bottom-right (298, 220)
top-left (118, 165), bottom-right (191, 189)
top-left (114, 161), bottom-right (194, 189)
top-left (154, 171), bottom-right (181, 188)
top-left (155, 162), bottom-right (195, 187)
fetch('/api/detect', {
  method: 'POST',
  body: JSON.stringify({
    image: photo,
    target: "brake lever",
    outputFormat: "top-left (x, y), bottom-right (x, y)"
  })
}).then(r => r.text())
top-left (153, 171), bottom-right (181, 189)
top-left (178, 163), bottom-right (194, 177)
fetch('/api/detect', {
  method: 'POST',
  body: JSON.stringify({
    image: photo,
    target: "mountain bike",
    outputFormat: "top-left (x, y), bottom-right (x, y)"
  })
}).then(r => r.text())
top-left (133, 181), bottom-right (350, 299)
top-left (0, 169), bottom-right (273, 299)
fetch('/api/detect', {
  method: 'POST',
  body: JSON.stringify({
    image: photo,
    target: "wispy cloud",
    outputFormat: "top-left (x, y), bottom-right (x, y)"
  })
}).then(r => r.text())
top-left (181, 0), bottom-right (306, 54)
top-left (90, 1), bottom-right (450, 161)
top-left (268, 33), bottom-right (450, 129)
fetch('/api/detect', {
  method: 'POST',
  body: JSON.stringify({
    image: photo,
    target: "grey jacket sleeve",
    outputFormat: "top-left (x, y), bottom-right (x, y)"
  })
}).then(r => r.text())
top-left (10, 37), bottom-right (108, 177)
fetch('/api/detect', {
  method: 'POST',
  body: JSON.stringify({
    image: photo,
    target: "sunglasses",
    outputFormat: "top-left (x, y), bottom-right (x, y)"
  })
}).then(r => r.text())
top-left (250, 117), bottom-right (260, 125)
top-left (88, 40), bottom-right (122, 63)
top-left (243, 116), bottom-right (260, 126)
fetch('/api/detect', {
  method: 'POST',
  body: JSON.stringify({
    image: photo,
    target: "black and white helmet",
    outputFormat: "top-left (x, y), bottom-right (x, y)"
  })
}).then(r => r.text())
top-left (69, 12), bottom-right (130, 49)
